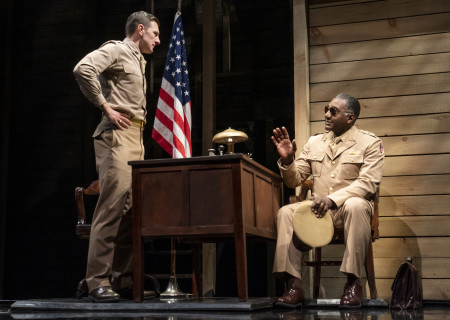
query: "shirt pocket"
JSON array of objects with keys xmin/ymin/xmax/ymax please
[
  {"xmin": 307, "ymin": 152, "xmax": 325, "ymax": 177},
  {"xmin": 121, "ymin": 64, "xmax": 142, "ymax": 91},
  {"xmin": 340, "ymin": 154, "xmax": 364, "ymax": 180}
]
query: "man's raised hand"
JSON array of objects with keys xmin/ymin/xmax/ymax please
[{"xmin": 271, "ymin": 126, "xmax": 297, "ymax": 165}]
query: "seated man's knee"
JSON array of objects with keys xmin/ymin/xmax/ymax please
[
  {"xmin": 276, "ymin": 204, "xmax": 297, "ymax": 224},
  {"xmin": 341, "ymin": 197, "xmax": 372, "ymax": 224},
  {"xmin": 343, "ymin": 197, "xmax": 368, "ymax": 211}
]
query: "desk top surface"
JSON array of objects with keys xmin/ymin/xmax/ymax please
[{"xmin": 129, "ymin": 154, "xmax": 281, "ymax": 179}]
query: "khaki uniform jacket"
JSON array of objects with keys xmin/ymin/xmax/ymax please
[
  {"xmin": 279, "ymin": 126, "xmax": 384, "ymax": 208},
  {"xmin": 73, "ymin": 38, "xmax": 147, "ymax": 137}
]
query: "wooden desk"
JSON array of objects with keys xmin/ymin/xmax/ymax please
[{"xmin": 129, "ymin": 154, "xmax": 283, "ymax": 302}]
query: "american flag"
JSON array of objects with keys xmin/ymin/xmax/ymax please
[{"xmin": 152, "ymin": 12, "xmax": 192, "ymax": 158}]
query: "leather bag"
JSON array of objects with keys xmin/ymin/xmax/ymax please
[{"xmin": 390, "ymin": 257, "xmax": 423, "ymax": 309}]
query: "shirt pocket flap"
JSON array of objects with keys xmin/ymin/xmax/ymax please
[
  {"xmin": 307, "ymin": 152, "xmax": 325, "ymax": 162},
  {"xmin": 341, "ymin": 154, "xmax": 364, "ymax": 164},
  {"xmin": 123, "ymin": 64, "xmax": 140, "ymax": 76}
]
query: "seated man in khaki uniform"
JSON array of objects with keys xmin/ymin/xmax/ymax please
[{"xmin": 271, "ymin": 93, "xmax": 384, "ymax": 308}]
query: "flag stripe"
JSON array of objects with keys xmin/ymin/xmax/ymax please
[
  {"xmin": 155, "ymin": 107, "xmax": 173, "ymax": 131},
  {"xmin": 151, "ymin": 127, "xmax": 173, "ymax": 156}
]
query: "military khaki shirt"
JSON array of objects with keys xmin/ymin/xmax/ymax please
[
  {"xmin": 73, "ymin": 38, "xmax": 146, "ymax": 137},
  {"xmin": 278, "ymin": 126, "xmax": 384, "ymax": 208}
]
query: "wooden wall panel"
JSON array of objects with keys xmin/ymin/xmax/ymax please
[
  {"xmin": 374, "ymin": 258, "xmax": 450, "ymax": 279},
  {"xmin": 310, "ymin": 33, "xmax": 450, "ymax": 64},
  {"xmin": 323, "ymin": 238, "xmax": 450, "ymax": 258},
  {"xmin": 379, "ymin": 216, "xmax": 450, "ymax": 237},
  {"xmin": 307, "ymin": 0, "xmax": 450, "ymax": 300},
  {"xmin": 379, "ymin": 195, "xmax": 450, "ymax": 217},
  {"xmin": 310, "ymin": 73, "xmax": 450, "ymax": 102},
  {"xmin": 311, "ymin": 93, "xmax": 450, "ymax": 120},
  {"xmin": 310, "ymin": 12, "xmax": 450, "ymax": 45},
  {"xmin": 311, "ymin": 113, "xmax": 450, "ymax": 136},
  {"xmin": 309, "ymin": 0, "xmax": 450, "ymax": 26},
  {"xmin": 380, "ymin": 175, "xmax": 450, "ymax": 196},
  {"xmin": 310, "ymin": 52, "xmax": 450, "ymax": 83},
  {"xmin": 318, "ymin": 257, "xmax": 450, "ymax": 278},
  {"xmin": 381, "ymin": 134, "xmax": 450, "ymax": 156},
  {"xmin": 383, "ymin": 154, "xmax": 450, "ymax": 176},
  {"xmin": 375, "ymin": 237, "xmax": 450, "ymax": 258}
]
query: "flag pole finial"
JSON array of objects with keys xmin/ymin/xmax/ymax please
[{"xmin": 177, "ymin": 0, "xmax": 182, "ymax": 12}]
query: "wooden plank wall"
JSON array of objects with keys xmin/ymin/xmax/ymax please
[{"xmin": 307, "ymin": 0, "xmax": 450, "ymax": 300}]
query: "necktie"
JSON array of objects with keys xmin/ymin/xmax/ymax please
[
  {"xmin": 330, "ymin": 137, "xmax": 341, "ymax": 157},
  {"xmin": 140, "ymin": 56, "xmax": 146, "ymax": 75}
]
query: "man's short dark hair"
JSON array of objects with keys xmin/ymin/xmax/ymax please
[
  {"xmin": 336, "ymin": 93, "xmax": 360, "ymax": 120},
  {"xmin": 125, "ymin": 11, "xmax": 160, "ymax": 36}
]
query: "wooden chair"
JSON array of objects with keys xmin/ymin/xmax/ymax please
[
  {"xmin": 291, "ymin": 180, "xmax": 379, "ymax": 299},
  {"xmin": 74, "ymin": 180, "xmax": 99, "ymax": 240}
]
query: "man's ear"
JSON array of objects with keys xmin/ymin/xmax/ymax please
[
  {"xmin": 347, "ymin": 113, "xmax": 355, "ymax": 124},
  {"xmin": 138, "ymin": 24, "xmax": 144, "ymax": 35}
]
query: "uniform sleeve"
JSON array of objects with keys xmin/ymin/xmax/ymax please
[
  {"xmin": 73, "ymin": 43, "xmax": 119, "ymax": 107},
  {"xmin": 277, "ymin": 137, "xmax": 314, "ymax": 188},
  {"xmin": 328, "ymin": 138, "xmax": 384, "ymax": 207}
]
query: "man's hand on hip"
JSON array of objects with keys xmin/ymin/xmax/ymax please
[{"xmin": 100, "ymin": 103, "xmax": 132, "ymax": 130}]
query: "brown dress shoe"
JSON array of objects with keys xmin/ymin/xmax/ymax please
[
  {"xmin": 88, "ymin": 286, "xmax": 120, "ymax": 302},
  {"xmin": 340, "ymin": 280, "xmax": 362, "ymax": 308},
  {"xmin": 75, "ymin": 279, "xmax": 88, "ymax": 299},
  {"xmin": 275, "ymin": 277, "xmax": 304, "ymax": 308}
]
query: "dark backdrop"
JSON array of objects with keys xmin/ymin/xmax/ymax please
[{"xmin": 1, "ymin": 0, "xmax": 293, "ymax": 299}]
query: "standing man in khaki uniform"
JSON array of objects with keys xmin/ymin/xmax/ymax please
[
  {"xmin": 271, "ymin": 94, "xmax": 384, "ymax": 308},
  {"xmin": 73, "ymin": 11, "xmax": 160, "ymax": 302}
]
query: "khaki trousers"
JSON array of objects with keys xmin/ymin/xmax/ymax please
[
  {"xmin": 86, "ymin": 125, "xmax": 144, "ymax": 292},
  {"xmin": 273, "ymin": 197, "xmax": 373, "ymax": 280}
]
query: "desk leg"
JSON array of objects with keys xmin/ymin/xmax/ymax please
[
  {"xmin": 133, "ymin": 236, "xmax": 144, "ymax": 302},
  {"xmin": 234, "ymin": 231, "xmax": 248, "ymax": 301}
]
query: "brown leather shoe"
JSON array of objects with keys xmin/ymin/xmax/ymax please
[
  {"xmin": 88, "ymin": 286, "xmax": 120, "ymax": 302},
  {"xmin": 275, "ymin": 277, "xmax": 304, "ymax": 308},
  {"xmin": 75, "ymin": 279, "xmax": 88, "ymax": 299},
  {"xmin": 340, "ymin": 280, "xmax": 362, "ymax": 308}
]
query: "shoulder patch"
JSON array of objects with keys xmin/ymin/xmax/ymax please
[{"xmin": 379, "ymin": 141, "xmax": 384, "ymax": 154}]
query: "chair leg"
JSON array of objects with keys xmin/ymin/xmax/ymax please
[
  {"xmin": 365, "ymin": 241, "xmax": 378, "ymax": 299},
  {"xmin": 313, "ymin": 247, "xmax": 322, "ymax": 299}
]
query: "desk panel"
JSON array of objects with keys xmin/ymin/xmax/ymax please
[{"xmin": 189, "ymin": 168, "xmax": 234, "ymax": 226}]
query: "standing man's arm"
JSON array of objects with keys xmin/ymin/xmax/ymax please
[{"xmin": 73, "ymin": 44, "xmax": 131, "ymax": 130}]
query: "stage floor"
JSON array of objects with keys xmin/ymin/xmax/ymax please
[{"xmin": 1, "ymin": 298, "xmax": 449, "ymax": 320}]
